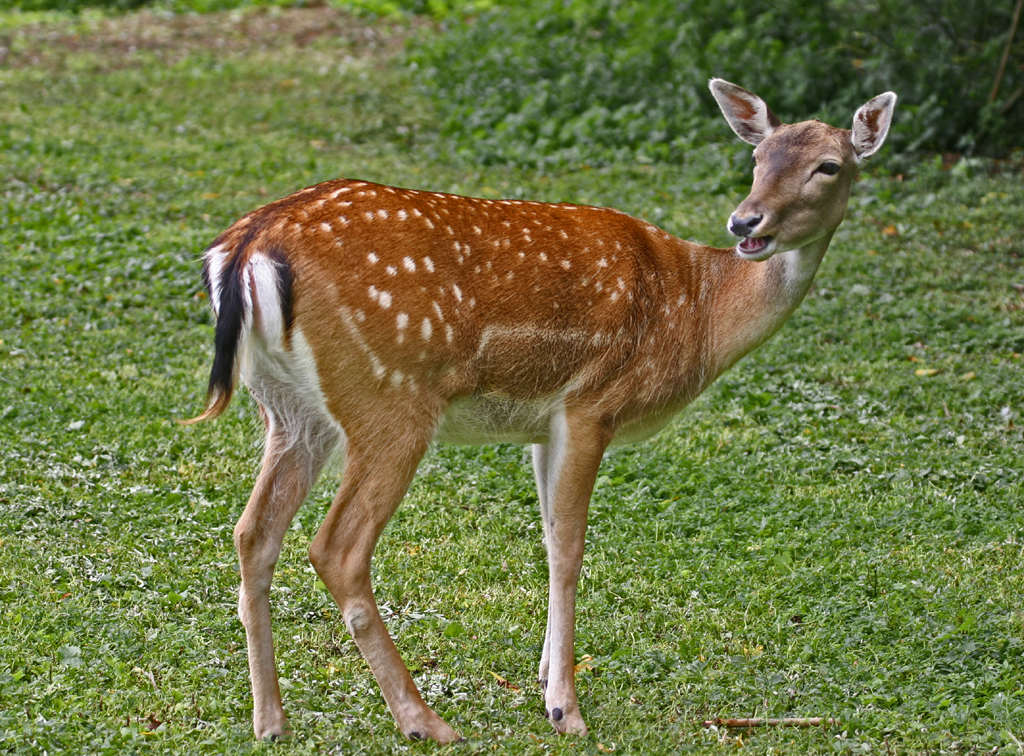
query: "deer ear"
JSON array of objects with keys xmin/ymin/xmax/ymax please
[
  {"xmin": 709, "ymin": 78, "xmax": 782, "ymax": 146},
  {"xmin": 851, "ymin": 92, "xmax": 897, "ymax": 160}
]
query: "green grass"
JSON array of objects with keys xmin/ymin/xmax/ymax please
[{"xmin": 1, "ymin": 7, "xmax": 1023, "ymax": 755}]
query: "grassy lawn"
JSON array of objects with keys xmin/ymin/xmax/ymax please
[{"xmin": 1, "ymin": 8, "xmax": 1023, "ymax": 755}]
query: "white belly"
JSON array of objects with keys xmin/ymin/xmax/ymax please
[{"xmin": 435, "ymin": 394, "xmax": 556, "ymax": 445}]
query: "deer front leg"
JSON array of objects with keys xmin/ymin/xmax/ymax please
[
  {"xmin": 308, "ymin": 429, "xmax": 460, "ymax": 744},
  {"xmin": 235, "ymin": 418, "xmax": 336, "ymax": 739},
  {"xmin": 534, "ymin": 413, "xmax": 609, "ymax": 737},
  {"xmin": 532, "ymin": 442, "xmax": 553, "ymax": 689}
]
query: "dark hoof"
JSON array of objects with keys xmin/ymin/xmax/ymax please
[{"xmin": 551, "ymin": 708, "xmax": 563, "ymax": 722}]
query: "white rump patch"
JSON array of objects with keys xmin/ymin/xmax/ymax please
[
  {"xmin": 203, "ymin": 244, "xmax": 230, "ymax": 317},
  {"xmin": 245, "ymin": 252, "xmax": 286, "ymax": 349}
]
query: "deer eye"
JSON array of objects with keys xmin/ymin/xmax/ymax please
[{"xmin": 816, "ymin": 161, "xmax": 841, "ymax": 176}]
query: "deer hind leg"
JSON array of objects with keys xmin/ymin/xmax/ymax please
[
  {"xmin": 235, "ymin": 409, "xmax": 341, "ymax": 740},
  {"xmin": 308, "ymin": 417, "xmax": 460, "ymax": 743},
  {"xmin": 533, "ymin": 412, "xmax": 608, "ymax": 736}
]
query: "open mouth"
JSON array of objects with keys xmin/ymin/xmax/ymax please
[{"xmin": 737, "ymin": 235, "xmax": 773, "ymax": 257}]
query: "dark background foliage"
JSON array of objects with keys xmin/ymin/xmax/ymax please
[{"xmin": 412, "ymin": 0, "xmax": 1024, "ymax": 166}]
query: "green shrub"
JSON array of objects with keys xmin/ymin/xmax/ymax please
[{"xmin": 412, "ymin": 0, "xmax": 1024, "ymax": 165}]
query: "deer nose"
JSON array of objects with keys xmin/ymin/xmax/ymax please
[{"xmin": 728, "ymin": 213, "xmax": 764, "ymax": 237}]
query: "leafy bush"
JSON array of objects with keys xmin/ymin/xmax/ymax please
[{"xmin": 413, "ymin": 0, "xmax": 1024, "ymax": 166}]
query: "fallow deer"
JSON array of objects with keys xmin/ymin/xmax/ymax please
[{"xmin": 188, "ymin": 79, "xmax": 896, "ymax": 741}]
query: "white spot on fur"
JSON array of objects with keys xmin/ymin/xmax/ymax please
[
  {"xmin": 403, "ymin": 256, "xmax": 416, "ymax": 273},
  {"xmin": 386, "ymin": 265, "xmax": 398, "ymax": 276},
  {"xmin": 320, "ymin": 222, "xmax": 333, "ymax": 234},
  {"xmin": 597, "ymin": 258, "xmax": 608, "ymax": 267},
  {"xmin": 560, "ymin": 260, "xmax": 571, "ymax": 270},
  {"xmin": 397, "ymin": 209, "xmax": 408, "ymax": 220},
  {"xmin": 368, "ymin": 252, "xmax": 379, "ymax": 264},
  {"xmin": 338, "ymin": 305, "xmax": 386, "ymax": 381},
  {"xmin": 432, "ymin": 301, "xmax": 444, "ymax": 321},
  {"xmin": 421, "ymin": 318, "xmax": 432, "ymax": 340},
  {"xmin": 377, "ymin": 209, "xmax": 388, "ymax": 219},
  {"xmin": 445, "ymin": 324, "xmax": 454, "ymax": 343},
  {"xmin": 452, "ymin": 284, "xmax": 463, "ymax": 302},
  {"xmin": 423, "ymin": 257, "xmax": 435, "ymax": 272},
  {"xmin": 379, "ymin": 290, "xmax": 393, "ymax": 309}
]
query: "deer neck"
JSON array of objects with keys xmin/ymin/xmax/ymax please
[{"xmin": 703, "ymin": 232, "xmax": 833, "ymax": 379}]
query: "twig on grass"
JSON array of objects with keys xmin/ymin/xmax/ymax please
[
  {"xmin": 703, "ymin": 717, "xmax": 837, "ymax": 728},
  {"xmin": 990, "ymin": 0, "xmax": 1024, "ymax": 104}
]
